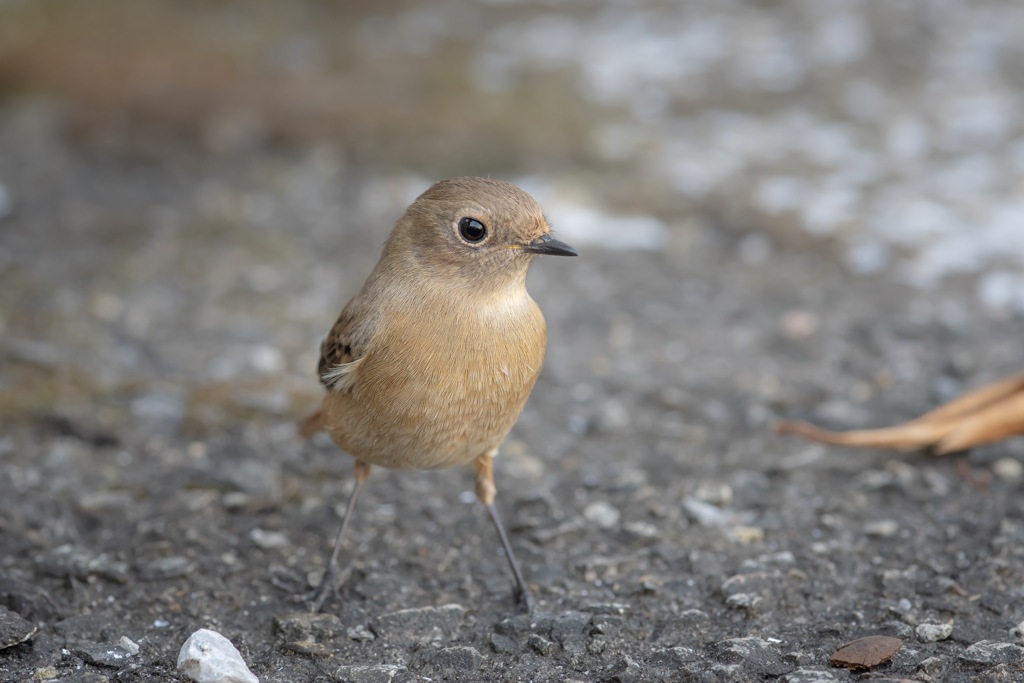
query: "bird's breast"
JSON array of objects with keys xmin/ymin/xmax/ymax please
[{"xmin": 323, "ymin": 290, "xmax": 547, "ymax": 470}]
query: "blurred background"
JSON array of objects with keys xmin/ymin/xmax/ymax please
[{"xmin": 1, "ymin": 0, "xmax": 1023, "ymax": 431}]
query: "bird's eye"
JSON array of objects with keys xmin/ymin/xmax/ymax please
[{"xmin": 458, "ymin": 217, "xmax": 487, "ymax": 243}]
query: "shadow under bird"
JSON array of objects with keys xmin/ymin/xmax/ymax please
[{"xmin": 301, "ymin": 176, "xmax": 577, "ymax": 613}]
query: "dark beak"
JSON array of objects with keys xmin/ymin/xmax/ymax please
[{"xmin": 523, "ymin": 234, "xmax": 578, "ymax": 257}]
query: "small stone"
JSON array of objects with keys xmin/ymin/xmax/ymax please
[
  {"xmin": 370, "ymin": 604, "xmax": 464, "ymax": 645},
  {"xmin": 591, "ymin": 615, "xmax": 624, "ymax": 636},
  {"xmin": 528, "ymin": 633, "xmax": 556, "ymax": 656},
  {"xmin": 732, "ymin": 525, "xmax": 765, "ymax": 543},
  {"xmin": 282, "ymin": 639, "xmax": 331, "ymax": 657},
  {"xmin": 605, "ymin": 654, "xmax": 640, "ymax": 682},
  {"xmin": 346, "ymin": 625, "xmax": 375, "ymax": 642},
  {"xmin": 35, "ymin": 545, "xmax": 128, "ymax": 583},
  {"xmin": 53, "ymin": 614, "xmax": 114, "ymax": 641},
  {"xmin": 273, "ymin": 613, "xmax": 343, "ymax": 642},
  {"xmin": 1010, "ymin": 620, "xmax": 1024, "ymax": 640},
  {"xmin": 917, "ymin": 655, "xmax": 947, "ymax": 677},
  {"xmin": 176, "ymin": 628, "xmax": 258, "ymax": 683},
  {"xmin": 333, "ymin": 664, "xmax": 401, "ymax": 683},
  {"xmin": 530, "ymin": 518, "xmax": 586, "ymax": 542},
  {"xmin": 493, "ymin": 612, "xmax": 554, "ymax": 638},
  {"xmin": 118, "ymin": 636, "xmax": 140, "ymax": 655},
  {"xmin": 649, "ymin": 646, "xmax": 700, "ymax": 667},
  {"xmin": 864, "ymin": 520, "xmax": 899, "ymax": 537},
  {"xmin": 0, "ymin": 572, "xmax": 60, "ymax": 622},
  {"xmin": 583, "ymin": 501, "xmax": 621, "ymax": 530},
  {"xmin": 712, "ymin": 636, "xmax": 792, "ymax": 677},
  {"xmin": 781, "ymin": 309, "xmax": 820, "ymax": 340},
  {"xmin": 782, "ymin": 668, "xmax": 841, "ymax": 682},
  {"xmin": 992, "ymin": 457, "xmax": 1024, "ymax": 482},
  {"xmin": 32, "ymin": 667, "xmax": 59, "ymax": 681},
  {"xmin": 0, "ymin": 605, "xmax": 36, "ymax": 650},
  {"xmin": 489, "ymin": 633, "xmax": 518, "ymax": 654},
  {"xmin": 55, "ymin": 672, "xmax": 110, "ymax": 683},
  {"xmin": 73, "ymin": 642, "xmax": 134, "ymax": 668},
  {"xmin": 725, "ymin": 592, "xmax": 762, "ymax": 610},
  {"xmin": 829, "ymin": 635, "xmax": 903, "ymax": 670},
  {"xmin": 426, "ymin": 645, "xmax": 483, "ymax": 671},
  {"xmin": 622, "ymin": 521, "xmax": 659, "ymax": 539},
  {"xmin": 550, "ymin": 611, "xmax": 592, "ymax": 644},
  {"xmin": 130, "ymin": 391, "xmax": 186, "ymax": 431},
  {"xmin": 138, "ymin": 556, "xmax": 193, "ymax": 581},
  {"xmin": 916, "ymin": 623, "xmax": 953, "ymax": 642},
  {"xmin": 683, "ymin": 498, "xmax": 729, "ymax": 527},
  {"xmin": 249, "ymin": 529, "xmax": 289, "ymax": 550},
  {"xmin": 958, "ymin": 640, "xmax": 1024, "ymax": 665}
]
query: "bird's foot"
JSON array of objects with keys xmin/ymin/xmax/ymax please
[
  {"xmin": 307, "ymin": 562, "xmax": 350, "ymax": 613},
  {"xmin": 513, "ymin": 584, "xmax": 535, "ymax": 615}
]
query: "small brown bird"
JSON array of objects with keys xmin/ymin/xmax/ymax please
[{"xmin": 303, "ymin": 177, "xmax": 576, "ymax": 613}]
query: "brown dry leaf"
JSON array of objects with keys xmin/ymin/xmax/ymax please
[
  {"xmin": 829, "ymin": 635, "xmax": 903, "ymax": 670},
  {"xmin": 777, "ymin": 373, "xmax": 1024, "ymax": 454}
]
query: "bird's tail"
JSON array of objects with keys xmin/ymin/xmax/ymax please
[{"xmin": 298, "ymin": 409, "xmax": 324, "ymax": 439}]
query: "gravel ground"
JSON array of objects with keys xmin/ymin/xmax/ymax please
[{"xmin": 2, "ymin": 2, "xmax": 1024, "ymax": 682}]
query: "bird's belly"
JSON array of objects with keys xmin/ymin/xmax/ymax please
[{"xmin": 322, "ymin": 349, "xmax": 541, "ymax": 470}]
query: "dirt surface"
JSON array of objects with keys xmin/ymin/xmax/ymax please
[{"xmin": 2, "ymin": 2, "xmax": 1024, "ymax": 682}]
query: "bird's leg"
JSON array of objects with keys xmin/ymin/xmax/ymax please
[
  {"xmin": 475, "ymin": 451, "xmax": 534, "ymax": 614},
  {"xmin": 310, "ymin": 459, "xmax": 371, "ymax": 613}
]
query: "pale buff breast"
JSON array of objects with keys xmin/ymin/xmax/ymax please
[{"xmin": 322, "ymin": 290, "xmax": 546, "ymax": 470}]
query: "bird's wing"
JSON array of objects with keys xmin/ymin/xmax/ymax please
[{"xmin": 318, "ymin": 299, "xmax": 375, "ymax": 392}]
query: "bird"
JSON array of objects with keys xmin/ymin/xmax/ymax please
[{"xmin": 301, "ymin": 176, "xmax": 577, "ymax": 614}]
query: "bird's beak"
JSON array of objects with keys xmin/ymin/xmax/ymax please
[{"xmin": 523, "ymin": 234, "xmax": 578, "ymax": 257}]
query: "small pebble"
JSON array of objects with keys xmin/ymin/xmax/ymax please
[
  {"xmin": 333, "ymin": 664, "xmax": 401, "ymax": 683},
  {"xmin": 864, "ymin": 520, "xmax": 899, "ymax": 537},
  {"xmin": 119, "ymin": 636, "xmax": 140, "ymax": 655},
  {"xmin": 370, "ymin": 604, "xmax": 465, "ymax": 645},
  {"xmin": 583, "ymin": 501, "xmax": 621, "ymax": 529},
  {"xmin": 959, "ymin": 639, "xmax": 1024, "ymax": 665},
  {"xmin": 916, "ymin": 623, "xmax": 953, "ymax": 642},
  {"xmin": 1010, "ymin": 620, "xmax": 1024, "ymax": 640},
  {"xmin": 177, "ymin": 628, "xmax": 258, "ymax": 683},
  {"xmin": 138, "ymin": 556, "xmax": 193, "ymax": 581},
  {"xmin": 683, "ymin": 498, "xmax": 729, "ymax": 527},
  {"xmin": 74, "ymin": 642, "xmax": 134, "ymax": 668},
  {"xmin": 489, "ymin": 633, "xmax": 518, "ymax": 654},
  {"xmin": 249, "ymin": 529, "xmax": 289, "ymax": 550},
  {"xmin": 0, "ymin": 605, "xmax": 36, "ymax": 650},
  {"xmin": 346, "ymin": 625, "xmax": 375, "ymax": 642},
  {"xmin": 426, "ymin": 645, "xmax": 483, "ymax": 671},
  {"xmin": 992, "ymin": 457, "xmax": 1023, "ymax": 483},
  {"xmin": 528, "ymin": 633, "xmax": 557, "ymax": 656},
  {"xmin": 780, "ymin": 309, "xmax": 820, "ymax": 340}
]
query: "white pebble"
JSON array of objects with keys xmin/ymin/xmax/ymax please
[
  {"xmin": 249, "ymin": 528, "xmax": 289, "ymax": 550},
  {"xmin": 583, "ymin": 501, "xmax": 621, "ymax": 530},
  {"xmin": 864, "ymin": 519, "xmax": 899, "ymax": 537},
  {"xmin": 992, "ymin": 458, "xmax": 1024, "ymax": 483},
  {"xmin": 177, "ymin": 629, "xmax": 258, "ymax": 683},
  {"xmin": 119, "ymin": 636, "xmax": 141, "ymax": 655},
  {"xmin": 917, "ymin": 623, "xmax": 953, "ymax": 642}
]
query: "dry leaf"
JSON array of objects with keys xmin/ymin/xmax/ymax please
[
  {"xmin": 777, "ymin": 373, "xmax": 1024, "ymax": 454},
  {"xmin": 829, "ymin": 635, "xmax": 903, "ymax": 670}
]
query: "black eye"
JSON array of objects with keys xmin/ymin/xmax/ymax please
[{"xmin": 458, "ymin": 217, "xmax": 487, "ymax": 242}]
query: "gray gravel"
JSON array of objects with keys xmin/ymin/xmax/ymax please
[{"xmin": 2, "ymin": 2, "xmax": 1024, "ymax": 682}]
